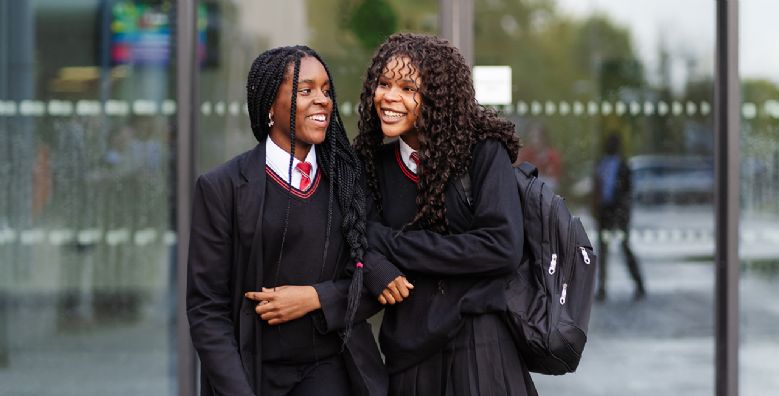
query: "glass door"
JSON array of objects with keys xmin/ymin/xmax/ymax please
[
  {"xmin": 0, "ymin": 1, "xmax": 177, "ymax": 394},
  {"xmin": 473, "ymin": 0, "xmax": 716, "ymax": 393}
]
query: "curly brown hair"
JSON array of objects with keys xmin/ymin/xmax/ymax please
[{"xmin": 354, "ymin": 33, "xmax": 520, "ymax": 233}]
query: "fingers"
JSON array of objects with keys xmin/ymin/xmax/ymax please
[
  {"xmin": 394, "ymin": 280, "xmax": 410, "ymax": 299},
  {"xmin": 381, "ymin": 289, "xmax": 396, "ymax": 305},
  {"xmin": 403, "ymin": 278, "xmax": 414, "ymax": 289},
  {"xmin": 386, "ymin": 277, "xmax": 411, "ymax": 301},
  {"xmin": 255, "ymin": 300, "xmax": 272, "ymax": 314},
  {"xmin": 245, "ymin": 291, "xmax": 274, "ymax": 302},
  {"xmin": 379, "ymin": 276, "xmax": 415, "ymax": 305},
  {"xmin": 387, "ymin": 282, "xmax": 402, "ymax": 302},
  {"xmin": 254, "ymin": 301, "xmax": 286, "ymax": 325},
  {"xmin": 263, "ymin": 286, "xmax": 288, "ymax": 291}
]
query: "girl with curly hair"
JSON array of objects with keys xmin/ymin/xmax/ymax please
[
  {"xmin": 355, "ymin": 33, "xmax": 538, "ymax": 395},
  {"xmin": 187, "ymin": 45, "xmax": 387, "ymax": 396}
]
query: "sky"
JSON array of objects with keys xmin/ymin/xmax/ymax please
[{"xmin": 556, "ymin": 0, "xmax": 779, "ymax": 85}]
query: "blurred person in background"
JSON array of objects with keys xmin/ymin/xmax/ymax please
[{"xmin": 593, "ymin": 133, "xmax": 646, "ymax": 301}]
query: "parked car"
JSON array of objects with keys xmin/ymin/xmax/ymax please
[{"xmin": 629, "ymin": 155, "xmax": 714, "ymax": 205}]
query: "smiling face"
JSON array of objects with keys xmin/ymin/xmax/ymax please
[
  {"xmin": 269, "ymin": 56, "xmax": 332, "ymax": 160},
  {"xmin": 373, "ymin": 56, "xmax": 422, "ymax": 147}
]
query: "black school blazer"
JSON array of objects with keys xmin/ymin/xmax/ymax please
[{"xmin": 186, "ymin": 142, "xmax": 387, "ymax": 396}]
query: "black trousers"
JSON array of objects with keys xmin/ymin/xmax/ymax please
[{"xmin": 261, "ymin": 354, "xmax": 352, "ymax": 396}]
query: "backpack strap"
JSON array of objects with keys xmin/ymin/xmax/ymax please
[
  {"xmin": 456, "ymin": 173, "xmax": 473, "ymax": 207},
  {"xmin": 459, "ymin": 161, "xmax": 537, "ymax": 207},
  {"xmin": 517, "ymin": 161, "xmax": 539, "ymax": 178}
]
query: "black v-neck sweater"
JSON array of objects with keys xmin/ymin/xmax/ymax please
[
  {"xmin": 364, "ymin": 138, "xmax": 524, "ymax": 373},
  {"xmin": 261, "ymin": 166, "xmax": 343, "ymax": 363}
]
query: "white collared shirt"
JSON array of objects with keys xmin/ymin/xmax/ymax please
[
  {"xmin": 265, "ymin": 137, "xmax": 318, "ymax": 189},
  {"xmin": 398, "ymin": 137, "xmax": 418, "ymax": 174}
]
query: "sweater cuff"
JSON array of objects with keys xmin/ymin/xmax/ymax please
[
  {"xmin": 311, "ymin": 281, "xmax": 340, "ymax": 333},
  {"xmin": 363, "ymin": 249, "xmax": 403, "ymax": 297}
]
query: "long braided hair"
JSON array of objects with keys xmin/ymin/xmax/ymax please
[
  {"xmin": 354, "ymin": 33, "xmax": 520, "ymax": 233},
  {"xmin": 247, "ymin": 46, "xmax": 368, "ymax": 341}
]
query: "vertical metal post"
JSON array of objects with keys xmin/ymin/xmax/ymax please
[
  {"xmin": 176, "ymin": 0, "xmax": 198, "ymax": 395},
  {"xmin": 439, "ymin": 0, "xmax": 473, "ymax": 66},
  {"xmin": 715, "ymin": 1, "xmax": 740, "ymax": 396}
]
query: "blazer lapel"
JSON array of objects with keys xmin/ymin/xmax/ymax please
[
  {"xmin": 236, "ymin": 143, "xmax": 267, "ymax": 391},
  {"xmin": 236, "ymin": 143, "xmax": 267, "ymax": 290}
]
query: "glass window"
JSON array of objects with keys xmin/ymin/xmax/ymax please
[
  {"xmin": 196, "ymin": 0, "xmax": 439, "ymax": 173},
  {"xmin": 740, "ymin": 1, "xmax": 779, "ymax": 394},
  {"xmin": 474, "ymin": 0, "xmax": 716, "ymax": 393},
  {"xmin": 0, "ymin": 1, "xmax": 177, "ymax": 394}
]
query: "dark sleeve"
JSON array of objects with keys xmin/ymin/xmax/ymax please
[
  {"xmin": 362, "ymin": 182, "xmax": 404, "ymax": 296},
  {"xmin": 186, "ymin": 175, "xmax": 254, "ymax": 396},
  {"xmin": 311, "ymin": 183, "xmax": 396, "ymax": 332},
  {"xmin": 367, "ymin": 140, "xmax": 523, "ymax": 277},
  {"xmin": 363, "ymin": 248, "xmax": 404, "ymax": 296},
  {"xmin": 312, "ymin": 277, "xmax": 384, "ymax": 333}
]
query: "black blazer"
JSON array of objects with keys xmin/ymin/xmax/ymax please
[{"xmin": 186, "ymin": 142, "xmax": 387, "ymax": 396}]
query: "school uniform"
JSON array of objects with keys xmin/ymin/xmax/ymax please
[
  {"xmin": 363, "ymin": 138, "xmax": 538, "ymax": 396},
  {"xmin": 187, "ymin": 138, "xmax": 387, "ymax": 396}
]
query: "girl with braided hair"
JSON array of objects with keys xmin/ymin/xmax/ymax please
[
  {"xmin": 187, "ymin": 45, "xmax": 387, "ymax": 396},
  {"xmin": 356, "ymin": 33, "xmax": 538, "ymax": 395}
]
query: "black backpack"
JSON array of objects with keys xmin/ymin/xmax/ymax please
[{"xmin": 458, "ymin": 161, "xmax": 598, "ymax": 375}]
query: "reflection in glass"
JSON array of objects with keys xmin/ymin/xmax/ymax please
[
  {"xmin": 475, "ymin": 0, "xmax": 715, "ymax": 394},
  {"xmin": 196, "ymin": 0, "xmax": 438, "ymax": 173},
  {"xmin": 740, "ymin": 1, "xmax": 779, "ymax": 394},
  {"xmin": 0, "ymin": 1, "xmax": 176, "ymax": 395}
]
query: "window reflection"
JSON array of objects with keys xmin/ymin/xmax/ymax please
[
  {"xmin": 0, "ymin": 1, "xmax": 176, "ymax": 394},
  {"xmin": 740, "ymin": 1, "xmax": 779, "ymax": 394},
  {"xmin": 0, "ymin": 0, "xmax": 773, "ymax": 394},
  {"xmin": 196, "ymin": 0, "xmax": 438, "ymax": 173},
  {"xmin": 475, "ymin": 0, "xmax": 716, "ymax": 393}
]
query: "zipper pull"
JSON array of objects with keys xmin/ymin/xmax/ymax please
[
  {"xmin": 548, "ymin": 254, "xmax": 558, "ymax": 275},
  {"xmin": 560, "ymin": 283, "xmax": 568, "ymax": 305},
  {"xmin": 580, "ymin": 247, "xmax": 591, "ymax": 264}
]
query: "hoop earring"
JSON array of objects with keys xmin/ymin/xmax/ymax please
[{"xmin": 267, "ymin": 113, "xmax": 274, "ymax": 127}]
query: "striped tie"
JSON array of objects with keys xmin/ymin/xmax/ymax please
[
  {"xmin": 296, "ymin": 161, "xmax": 312, "ymax": 190},
  {"xmin": 409, "ymin": 151, "xmax": 420, "ymax": 170}
]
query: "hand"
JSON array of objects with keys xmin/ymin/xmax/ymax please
[
  {"xmin": 378, "ymin": 276, "xmax": 414, "ymax": 305},
  {"xmin": 245, "ymin": 285, "xmax": 321, "ymax": 325}
]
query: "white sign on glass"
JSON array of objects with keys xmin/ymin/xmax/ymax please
[{"xmin": 473, "ymin": 65, "xmax": 512, "ymax": 105}]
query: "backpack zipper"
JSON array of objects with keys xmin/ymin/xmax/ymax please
[
  {"xmin": 580, "ymin": 247, "xmax": 591, "ymax": 264},
  {"xmin": 548, "ymin": 195, "xmax": 562, "ymax": 276},
  {"xmin": 560, "ymin": 217, "xmax": 578, "ymax": 305},
  {"xmin": 563, "ymin": 217, "xmax": 577, "ymax": 283}
]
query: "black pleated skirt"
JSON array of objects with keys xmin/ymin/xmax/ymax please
[{"xmin": 388, "ymin": 313, "xmax": 537, "ymax": 396}]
